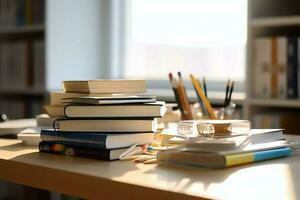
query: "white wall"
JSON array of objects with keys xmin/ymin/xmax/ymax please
[{"xmin": 46, "ymin": 0, "xmax": 108, "ymax": 90}]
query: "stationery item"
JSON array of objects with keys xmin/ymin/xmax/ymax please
[
  {"xmin": 61, "ymin": 95, "xmax": 156, "ymax": 105},
  {"xmin": 195, "ymin": 79, "xmax": 207, "ymax": 115},
  {"xmin": 143, "ymin": 158, "xmax": 157, "ymax": 164},
  {"xmin": 119, "ymin": 144, "xmax": 148, "ymax": 160},
  {"xmin": 133, "ymin": 155, "xmax": 156, "ymax": 163},
  {"xmin": 62, "ymin": 79, "xmax": 146, "ymax": 94},
  {"xmin": 168, "ymin": 73, "xmax": 184, "ymax": 116},
  {"xmin": 177, "ymin": 72, "xmax": 193, "ymax": 119},
  {"xmin": 226, "ymin": 81, "xmax": 235, "ymax": 107},
  {"xmin": 56, "ymin": 118, "xmax": 158, "ymax": 132},
  {"xmin": 39, "ymin": 141, "xmax": 129, "ymax": 160},
  {"xmin": 0, "ymin": 118, "xmax": 36, "ymax": 136},
  {"xmin": 43, "ymin": 105, "xmax": 64, "ymax": 117},
  {"xmin": 203, "ymin": 77, "xmax": 207, "ymax": 98},
  {"xmin": 50, "ymin": 91, "xmax": 127, "ymax": 105},
  {"xmin": 249, "ymin": 129, "xmax": 284, "ymax": 143},
  {"xmin": 63, "ymin": 101, "xmax": 166, "ymax": 118},
  {"xmin": 190, "ymin": 74, "xmax": 217, "ymax": 119},
  {"xmin": 224, "ymin": 79, "xmax": 230, "ymax": 107},
  {"xmin": 41, "ymin": 129, "xmax": 154, "ymax": 149},
  {"xmin": 157, "ymin": 145, "xmax": 291, "ymax": 168}
]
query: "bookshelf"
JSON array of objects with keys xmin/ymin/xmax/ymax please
[
  {"xmin": 245, "ymin": 0, "xmax": 300, "ymax": 134},
  {"xmin": 0, "ymin": 0, "xmax": 46, "ymax": 119}
]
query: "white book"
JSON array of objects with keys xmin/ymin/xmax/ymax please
[
  {"xmin": 277, "ymin": 37, "xmax": 287, "ymax": 98},
  {"xmin": 255, "ymin": 38, "xmax": 271, "ymax": 97}
]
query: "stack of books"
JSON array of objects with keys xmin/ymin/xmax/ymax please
[
  {"xmin": 157, "ymin": 129, "xmax": 292, "ymax": 168},
  {"xmin": 39, "ymin": 80, "xmax": 167, "ymax": 160}
]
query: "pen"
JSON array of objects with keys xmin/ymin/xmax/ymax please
[
  {"xmin": 227, "ymin": 81, "xmax": 235, "ymax": 107},
  {"xmin": 203, "ymin": 77, "xmax": 207, "ymax": 98},
  {"xmin": 224, "ymin": 79, "xmax": 230, "ymax": 107}
]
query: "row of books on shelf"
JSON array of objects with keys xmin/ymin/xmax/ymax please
[
  {"xmin": 39, "ymin": 80, "xmax": 167, "ymax": 160},
  {"xmin": 252, "ymin": 112, "xmax": 299, "ymax": 134},
  {"xmin": 0, "ymin": 39, "xmax": 45, "ymax": 90},
  {"xmin": 254, "ymin": 36, "xmax": 300, "ymax": 99},
  {"xmin": 0, "ymin": 98, "xmax": 42, "ymax": 118},
  {"xmin": 0, "ymin": 0, "xmax": 44, "ymax": 28}
]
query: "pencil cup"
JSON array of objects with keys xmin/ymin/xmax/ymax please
[{"xmin": 193, "ymin": 102, "xmax": 236, "ymax": 119}]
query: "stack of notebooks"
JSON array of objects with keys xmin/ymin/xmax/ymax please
[
  {"xmin": 157, "ymin": 129, "xmax": 293, "ymax": 168},
  {"xmin": 39, "ymin": 80, "xmax": 167, "ymax": 160}
]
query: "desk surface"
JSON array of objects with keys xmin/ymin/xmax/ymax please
[{"xmin": 0, "ymin": 136, "xmax": 299, "ymax": 200}]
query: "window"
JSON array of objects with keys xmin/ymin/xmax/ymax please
[{"xmin": 124, "ymin": 0, "xmax": 247, "ymax": 89}]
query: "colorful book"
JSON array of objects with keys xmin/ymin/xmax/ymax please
[
  {"xmin": 40, "ymin": 129, "xmax": 154, "ymax": 149},
  {"xmin": 56, "ymin": 118, "xmax": 158, "ymax": 132},
  {"xmin": 287, "ymin": 37, "xmax": 298, "ymax": 98},
  {"xmin": 39, "ymin": 141, "xmax": 128, "ymax": 161},
  {"xmin": 157, "ymin": 146, "xmax": 291, "ymax": 168},
  {"xmin": 62, "ymin": 79, "xmax": 146, "ymax": 94},
  {"xmin": 63, "ymin": 101, "xmax": 166, "ymax": 118}
]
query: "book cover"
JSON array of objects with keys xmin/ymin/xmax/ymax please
[
  {"xmin": 277, "ymin": 37, "xmax": 287, "ymax": 98},
  {"xmin": 41, "ymin": 129, "xmax": 154, "ymax": 149},
  {"xmin": 39, "ymin": 141, "xmax": 129, "ymax": 161}
]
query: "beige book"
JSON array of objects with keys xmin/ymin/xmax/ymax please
[
  {"xmin": 50, "ymin": 91, "xmax": 128, "ymax": 105},
  {"xmin": 62, "ymin": 79, "xmax": 146, "ymax": 94},
  {"xmin": 43, "ymin": 105, "xmax": 64, "ymax": 117}
]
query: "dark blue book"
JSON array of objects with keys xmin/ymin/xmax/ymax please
[
  {"xmin": 39, "ymin": 141, "xmax": 128, "ymax": 161},
  {"xmin": 287, "ymin": 37, "xmax": 298, "ymax": 98},
  {"xmin": 41, "ymin": 129, "xmax": 153, "ymax": 149}
]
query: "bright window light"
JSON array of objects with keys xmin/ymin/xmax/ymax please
[{"xmin": 125, "ymin": 0, "xmax": 247, "ymax": 82}]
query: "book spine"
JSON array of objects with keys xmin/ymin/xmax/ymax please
[
  {"xmin": 277, "ymin": 37, "xmax": 287, "ymax": 98},
  {"xmin": 225, "ymin": 147, "xmax": 291, "ymax": 167},
  {"xmin": 287, "ymin": 37, "xmax": 298, "ymax": 98},
  {"xmin": 41, "ymin": 129, "xmax": 107, "ymax": 148},
  {"xmin": 39, "ymin": 142, "xmax": 112, "ymax": 160},
  {"xmin": 271, "ymin": 37, "xmax": 278, "ymax": 98}
]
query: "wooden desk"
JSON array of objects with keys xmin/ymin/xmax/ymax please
[{"xmin": 0, "ymin": 137, "xmax": 299, "ymax": 200}]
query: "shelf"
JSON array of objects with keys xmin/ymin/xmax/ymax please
[
  {"xmin": 250, "ymin": 16, "xmax": 300, "ymax": 27},
  {"xmin": 0, "ymin": 24, "xmax": 45, "ymax": 35},
  {"xmin": 247, "ymin": 98, "xmax": 300, "ymax": 108}
]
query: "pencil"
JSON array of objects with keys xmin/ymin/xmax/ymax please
[
  {"xmin": 177, "ymin": 72, "xmax": 193, "ymax": 119},
  {"xmin": 224, "ymin": 79, "xmax": 230, "ymax": 107},
  {"xmin": 203, "ymin": 77, "xmax": 207, "ymax": 98},
  {"xmin": 196, "ymin": 79, "xmax": 208, "ymax": 115},
  {"xmin": 168, "ymin": 73, "xmax": 185, "ymax": 116},
  {"xmin": 227, "ymin": 81, "xmax": 235, "ymax": 107},
  {"xmin": 190, "ymin": 74, "xmax": 217, "ymax": 119}
]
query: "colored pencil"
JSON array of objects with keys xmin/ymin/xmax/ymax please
[
  {"xmin": 226, "ymin": 81, "xmax": 235, "ymax": 107},
  {"xmin": 203, "ymin": 77, "xmax": 207, "ymax": 98},
  {"xmin": 224, "ymin": 79, "xmax": 230, "ymax": 107},
  {"xmin": 195, "ymin": 79, "xmax": 208, "ymax": 115},
  {"xmin": 177, "ymin": 72, "xmax": 193, "ymax": 119},
  {"xmin": 168, "ymin": 73, "xmax": 184, "ymax": 115},
  {"xmin": 190, "ymin": 74, "xmax": 217, "ymax": 119}
]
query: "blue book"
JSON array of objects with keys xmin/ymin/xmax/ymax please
[
  {"xmin": 40, "ymin": 129, "xmax": 153, "ymax": 149},
  {"xmin": 287, "ymin": 37, "xmax": 298, "ymax": 98},
  {"xmin": 39, "ymin": 141, "xmax": 129, "ymax": 161}
]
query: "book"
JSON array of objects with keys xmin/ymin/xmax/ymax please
[
  {"xmin": 62, "ymin": 79, "xmax": 146, "ymax": 94},
  {"xmin": 61, "ymin": 95, "xmax": 157, "ymax": 105},
  {"xmin": 50, "ymin": 91, "xmax": 130, "ymax": 105},
  {"xmin": 39, "ymin": 141, "xmax": 128, "ymax": 160},
  {"xmin": 287, "ymin": 37, "xmax": 298, "ymax": 98},
  {"xmin": 57, "ymin": 118, "xmax": 158, "ymax": 132},
  {"xmin": 277, "ymin": 37, "xmax": 287, "ymax": 98},
  {"xmin": 63, "ymin": 101, "xmax": 166, "ymax": 118},
  {"xmin": 157, "ymin": 144, "xmax": 291, "ymax": 168},
  {"xmin": 271, "ymin": 37, "xmax": 278, "ymax": 98},
  {"xmin": 249, "ymin": 129, "xmax": 284, "ymax": 144},
  {"xmin": 255, "ymin": 38, "xmax": 271, "ymax": 97},
  {"xmin": 43, "ymin": 105, "xmax": 64, "ymax": 117},
  {"xmin": 36, "ymin": 114, "xmax": 57, "ymax": 127},
  {"xmin": 40, "ymin": 129, "xmax": 154, "ymax": 149}
]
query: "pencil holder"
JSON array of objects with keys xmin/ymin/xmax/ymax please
[{"xmin": 193, "ymin": 102, "xmax": 236, "ymax": 120}]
